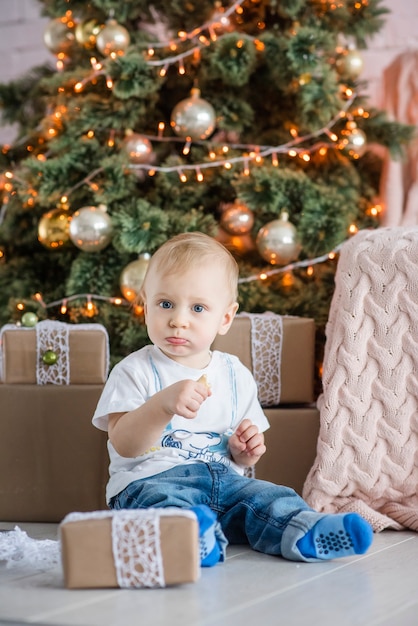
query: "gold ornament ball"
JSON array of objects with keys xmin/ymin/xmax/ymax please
[
  {"xmin": 122, "ymin": 132, "xmax": 153, "ymax": 164},
  {"xmin": 336, "ymin": 49, "xmax": 364, "ymax": 80},
  {"xmin": 170, "ymin": 88, "xmax": 216, "ymax": 141},
  {"xmin": 220, "ymin": 201, "xmax": 254, "ymax": 235},
  {"xmin": 96, "ymin": 19, "xmax": 130, "ymax": 56},
  {"xmin": 256, "ymin": 212, "xmax": 301, "ymax": 265},
  {"xmin": 75, "ymin": 19, "xmax": 102, "ymax": 49},
  {"xmin": 69, "ymin": 205, "xmax": 113, "ymax": 252},
  {"xmin": 43, "ymin": 17, "xmax": 76, "ymax": 55},
  {"xmin": 38, "ymin": 207, "xmax": 71, "ymax": 250},
  {"xmin": 120, "ymin": 253, "xmax": 151, "ymax": 302}
]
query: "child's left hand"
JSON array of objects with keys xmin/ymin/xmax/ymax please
[{"xmin": 228, "ymin": 418, "xmax": 266, "ymax": 467}]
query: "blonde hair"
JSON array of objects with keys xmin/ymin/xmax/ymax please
[{"xmin": 141, "ymin": 232, "xmax": 239, "ymax": 302}]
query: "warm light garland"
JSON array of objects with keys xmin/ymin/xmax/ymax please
[
  {"xmin": 142, "ymin": 0, "xmax": 246, "ymax": 50},
  {"xmin": 45, "ymin": 95, "xmax": 356, "ymax": 201},
  {"xmin": 16, "ymin": 238, "xmax": 350, "ymax": 319}
]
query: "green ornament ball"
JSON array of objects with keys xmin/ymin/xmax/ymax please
[
  {"xmin": 42, "ymin": 350, "xmax": 58, "ymax": 366},
  {"xmin": 21, "ymin": 312, "xmax": 39, "ymax": 327}
]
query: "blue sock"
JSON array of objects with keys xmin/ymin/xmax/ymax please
[
  {"xmin": 190, "ymin": 505, "xmax": 227, "ymax": 567},
  {"xmin": 296, "ymin": 513, "xmax": 373, "ymax": 560}
]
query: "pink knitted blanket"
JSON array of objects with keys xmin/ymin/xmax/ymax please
[{"xmin": 302, "ymin": 227, "xmax": 418, "ymax": 532}]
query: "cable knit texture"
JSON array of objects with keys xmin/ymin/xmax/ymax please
[{"xmin": 302, "ymin": 227, "xmax": 418, "ymax": 532}]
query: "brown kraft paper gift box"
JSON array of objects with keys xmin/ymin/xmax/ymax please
[
  {"xmin": 0, "ymin": 384, "xmax": 108, "ymax": 522},
  {"xmin": 212, "ymin": 312, "xmax": 315, "ymax": 405},
  {"xmin": 60, "ymin": 509, "xmax": 200, "ymax": 589},
  {"xmin": 0, "ymin": 321, "xmax": 109, "ymax": 384}
]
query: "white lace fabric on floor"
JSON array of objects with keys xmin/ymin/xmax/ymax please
[
  {"xmin": 240, "ymin": 312, "xmax": 283, "ymax": 406},
  {"xmin": 0, "ymin": 526, "xmax": 60, "ymax": 569}
]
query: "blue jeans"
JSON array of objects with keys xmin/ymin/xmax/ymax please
[{"xmin": 110, "ymin": 462, "xmax": 328, "ymax": 562}]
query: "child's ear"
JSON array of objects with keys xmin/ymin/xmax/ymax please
[
  {"xmin": 218, "ymin": 302, "xmax": 239, "ymax": 336},
  {"xmin": 142, "ymin": 300, "xmax": 148, "ymax": 322}
]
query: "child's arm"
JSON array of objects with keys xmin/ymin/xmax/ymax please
[
  {"xmin": 228, "ymin": 418, "xmax": 266, "ymax": 467},
  {"xmin": 108, "ymin": 378, "xmax": 211, "ymax": 458}
]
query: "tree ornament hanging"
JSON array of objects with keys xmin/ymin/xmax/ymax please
[
  {"xmin": 95, "ymin": 19, "xmax": 130, "ymax": 56},
  {"xmin": 170, "ymin": 88, "xmax": 216, "ymax": 141},
  {"xmin": 75, "ymin": 19, "xmax": 102, "ymax": 49},
  {"xmin": 340, "ymin": 122, "xmax": 367, "ymax": 158},
  {"xmin": 38, "ymin": 206, "xmax": 71, "ymax": 250},
  {"xmin": 335, "ymin": 48, "xmax": 364, "ymax": 80},
  {"xmin": 69, "ymin": 205, "xmax": 113, "ymax": 252},
  {"xmin": 43, "ymin": 17, "xmax": 76, "ymax": 55},
  {"xmin": 120, "ymin": 253, "xmax": 151, "ymax": 302},
  {"xmin": 220, "ymin": 200, "xmax": 254, "ymax": 235},
  {"xmin": 256, "ymin": 211, "xmax": 301, "ymax": 265},
  {"xmin": 122, "ymin": 131, "xmax": 153, "ymax": 164}
]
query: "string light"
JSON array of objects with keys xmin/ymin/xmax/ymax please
[
  {"xmin": 238, "ymin": 241, "xmax": 344, "ymax": 284},
  {"xmin": 21, "ymin": 242, "xmax": 345, "ymax": 315}
]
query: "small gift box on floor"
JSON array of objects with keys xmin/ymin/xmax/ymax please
[
  {"xmin": 60, "ymin": 509, "xmax": 200, "ymax": 589},
  {"xmin": 0, "ymin": 320, "xmax": 109, "ymax": 384}
]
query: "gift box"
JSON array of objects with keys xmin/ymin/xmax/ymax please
[
  {"xmin": 0, "ymin": 384, "xmax": 108, "ymax": 522},
  {"xmin": 60, "ymin": 509, "xmax": 200, "ymax": 589},
  {"xmin": 256, "ymin": 406, "xmax": 320, "ymax": 494},
  {"xmin": 212, "ymin": 313, "xmax": 315, "ymax": 406},
  {"xmin": 0, "ymin": 320, "xmax": 109, "ymax": 384}
]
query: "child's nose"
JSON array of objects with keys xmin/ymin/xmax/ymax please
[{"xmin": 169, "ymin": 312, "xmax": 189, "ymax": 328}]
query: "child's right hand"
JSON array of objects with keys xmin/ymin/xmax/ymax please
[{"xmin": 161, "ymin": 379, "xmax": 211, "ymax": 419}]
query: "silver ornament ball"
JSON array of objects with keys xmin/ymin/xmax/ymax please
[
  {"xmin": 44, "ymin": 17, "xmax": 76, "ymax": 55},
  {"xmin": 171, "ymin": 88, "xmax": 216, "ymax": 141},
  {"xmin": 341, "ymin": 124, "xmax": 367, "ymax": 158},
  {"xmin": 96, "ymin": 19, "xmax": 130, "ymax": 56},
  {"xmin": 336, "ymin": 48, "xmax": 364, "ymax": 80},
  {"xmin": 256, "ymin": 212, "xmax": 301, "ymax": 265},
  {"xmin": 69, "ymin": 205, "xmax": 113, "ymax": 252}
]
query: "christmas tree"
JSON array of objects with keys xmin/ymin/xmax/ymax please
[{"xmin": 0, "ymin": 0, "xmax": 413, "ymax": 380}]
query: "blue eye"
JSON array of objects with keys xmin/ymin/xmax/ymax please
[
  {"xmin": 160, "ymin": 301, "xmax": 172, "ymax": 309},
  {"xmin": 193, "ymin": 304, "xmax": 205, "ymax": 313}
]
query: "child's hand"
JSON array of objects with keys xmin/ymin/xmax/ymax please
[
  {"xmin": 161, "ymin": 378, "xmax": 211, "ymax": 419},
  {"xmin": 229, "ymin": 418, "xmax": 266, "ymax": 467}
]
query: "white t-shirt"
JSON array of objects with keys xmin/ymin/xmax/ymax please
[{"xmin": 92, "ymin": 345, "xmax": 270, "ymax": 503}]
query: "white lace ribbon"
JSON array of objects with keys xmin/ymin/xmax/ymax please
[
  {"xmin": 62, "ymin": 509, "xmax": 196, "ymax": 588},
  {"xmin": 239, "ymin": 312, "xmax": 283, "ymax": 406},
  {"xmin": 36, "ymin": 320, "xmax": 70, "ymax": 384}
]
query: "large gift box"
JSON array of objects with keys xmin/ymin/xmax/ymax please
[
  {"xmin": 212, "ymin": 312, "xmax": 315, "ymax": 406},
  {"xmin": 257, "ymin": 406, "xmax": 320, "ymax": 494},
  {"xmin": 0, "ymin": 384, "xmax": 108, "ymax": 522},
  {"xmin": 60, "ymin": 509, "xmax": 200, "ymax": 588},
  {"xmin": 0, "ymin": 320, "xmax": 109, "ymax": 384}
]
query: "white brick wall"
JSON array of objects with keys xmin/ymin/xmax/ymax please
[{"xmin": 0, "ymin": 0, "xmax": 417, "ymax": 143}]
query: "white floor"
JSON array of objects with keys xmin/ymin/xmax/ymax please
[{"xmin": 0, "ymin": 522, "xmax": 417, "ymax": 626}]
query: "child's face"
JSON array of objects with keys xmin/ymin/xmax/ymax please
[{"xmin": 143, "ymin": 261, "xmax": 238, "ymax": 369}]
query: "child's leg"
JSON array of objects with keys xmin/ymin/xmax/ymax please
[
  {"xmin": 215, "ymin": 465, "xmax": 373, "ymax": 562},
  {"xmin": 190, "ymin": 504, "xmax": 228, "ymax": 567},
  {"xmin": 110, "ymin": 464, "xmax": 228, "ymax": 567}
]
